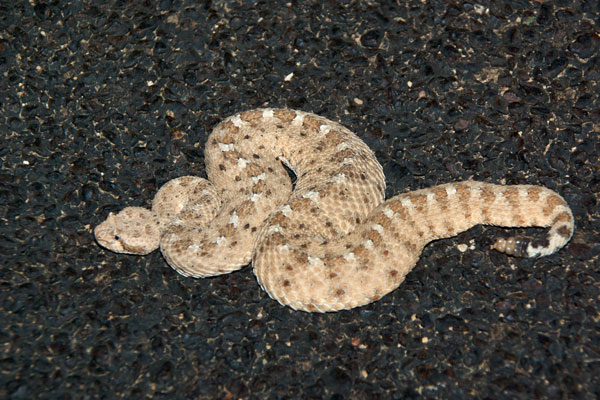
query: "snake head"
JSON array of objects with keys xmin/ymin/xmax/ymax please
[{"xmin": 94, "ymin": 207, "xmax": 160, "ymax": 255}]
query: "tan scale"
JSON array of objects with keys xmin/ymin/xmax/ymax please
[{"xmin": 95, "ymin": 108, "xmax": 575, "ymax": 312}]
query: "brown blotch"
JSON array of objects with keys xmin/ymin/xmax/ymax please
[
  {"xmin": 282, "ymin": 279, "xmax": 291, "ymax": 287},
  {"xmin": 269, "ymin": 212, "xmax": 289, "ymax": 227},
  {"xmin": 553, "ymin": 211, "xmax": 572, "ymax": 224},
  {"xmin": 236, "ymin": 200, "xmax": 257, "ymax": 216},
  {"xmin": 239, "ymin": 109, "xmax": 263, "ymax": 125},
  {"xmin": 218, "ymin": 224, "xmax": 236, "ymax": 237},
  {"xmin": 291, "ymin": 198, "xmax": 312, "ymax": 210},
  {"xmin": 480, "ymin": 186, "xmax": 497, "ymax": 205},
  {"xmin": 329, "ymin": 272, "xmax": 338, "ymax": 279},
  {"xmin": 304, "ymin": 304, "xmax": 318, "ymax": 312},
  {"xmin": 354, "ymin": 245, "xmax": 370, "ymax": 259},
  {"xmin": 456, "ymin": 185, "xmax": 472, "ymax": 205},
  {"xmin": 219, "ymin": 164, "xmax": 226, "ymax": 171},
  {"xmin": 527, "ymin": 186, "xmax": 542, "ymax": 202},
  {"xmin": 362, "ymin": 230, "xmax": 382, "ymax": 244},
  {"xmin": 369, "ymin": 292, "xmax": 382, "ymax": 303},
  {"xmin": 302, "ymin": 115, "xmax": 325, "ymax": 132},
  {"xmin": 329, "ymin": 148, "xmax": 355, "ymax": 163},
  {"xmin": 321, "ymin": 129, "xmax": 346, "ymax": 147},
  {"xmin": 543, "ymin": 195, "xmax": 567, "ymax": 216},
  {"xmin": 481, "ymin": 207, "xmax": 491, "ymax": 223},
  {"xmin": 502, "ymin": 187, "xmax": 520, "ymax": 203},
  {"xmin": 389, "ymin": 199, "xmax": 409, "ymax": 219},
  {"xmin": 404, "ymin": 241, "xmax": 417, "ymax": 252},
  {"xmin": 218, "ymin": 121, "xmax": 238, "ymax": 134},
  {"xmin": 274, "ymin": 109, "xmax": 297, "ymax": 123},
  {"xmin": 388, "ymin": 269, "xmax": 399, "ymax": 278},
  {"xmin": 410, "ymin": 194, "xmax": 428, "ymax": 212},
  {"xmin": 432, "ymin": 186, "xmax": 448, "ymax": 206},
  {"xmin": 267, "ymin": 232, "xmax": 285, "ymax": 246},
  {"xmin": 372, "ymin": 213, "xmax": 392, "ymax": 229},
  {"xmin": 557, "ymin": 226, "xmax": 572, "ymax": 239},
  {"xmin": 294, "ymin": 252, "xmax": 308, "ymax": 264},
  {"xmin": 334, "ymin": 288, "xmax": 345, "ymax": 297}
]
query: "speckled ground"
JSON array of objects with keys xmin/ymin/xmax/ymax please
[{"xmin": 1, "ymin": 1, "xmax": 599, "ymax": 398}]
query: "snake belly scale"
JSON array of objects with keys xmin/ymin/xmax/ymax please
[{"xmin": 95, "ymin": 108, "xmax": 574, "ymax": 312}]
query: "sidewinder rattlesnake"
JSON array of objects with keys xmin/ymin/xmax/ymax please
[{"xmin": 95, "ymin": 108, "xmax": 574, "ymax": 312}]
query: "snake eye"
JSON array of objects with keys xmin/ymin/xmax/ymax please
[{"xmin": 114, "ymin": 235, "xmax": 120, "ymax": 240}]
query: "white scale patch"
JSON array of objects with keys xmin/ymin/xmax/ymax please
[
  {"xmin": 262, "ymin": 109, "xmax": 274, "ymax": 119},
  {"xmin": 337, "ymin": 142, "xmax": 351, "ymax": 151},
  {"xmin": 372, "ymin": 224, "xmax": 384, "ymax": 234},
  {"xmin": 364, "ymin": 239, "xmax": 374, "ymax": 249},
  {"xmin": 237, "ymin": 158, "xmax": 249, "ymax": 169},
  {"xmin": 332, "ymin": 173, "xmax": 346, "ymax": 184},
  {"xmin": 343, "ymin": 252, "xmax": 356, "ymax": 261},
  {"xmin": 319, "ymin": 124, "xmax": 332, "ymax": 134},
  {"xmin": 292, "ymin": 113, "xmax": 305, "ymax": 126},
  {"xmin": 252, "ymin": 172, "xmax": 267, "ymax": 184},
  {"xmin": 218, "ymin": 143, "xmax": 235, "ymax": 152},
  {"xmin": 249, "ymin": 193, "xmax": 261, "ymax": 202},
  {"xmin": 401, "ymin": 198, "xmax": 413, "ymax": 208},
  {"xmin": 216, "ymin": 236, "xmax": 226, "ymax": 245},
  {"xmin": 383, "ymin": 208, "xmax": 394, "ymax": 219},
  {"xmin": 231, "ymin": 115, "xmax": 246, "ymax": 128},
  {"xmin": 302, "ymin": 191, "xmax": 320, "ymax": 202},
  {"xmin": 308, "ymin": 256, "xmax": 324, "ymax": 267},
  {"xmin": 229, "ymin": 212, "xmax": 239, "ymax": 227},
  {"xmin": 280, "ymin": 205, "xmax": 293, "ymax": 217},
  {"xmin": 269, "ymin": 225, "xmax": 282, "ymax": 234}
]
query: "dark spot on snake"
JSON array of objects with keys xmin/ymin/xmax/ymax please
[{"xmin": 557, "ymin": 226, "xmax": 572, "ymax": 239}]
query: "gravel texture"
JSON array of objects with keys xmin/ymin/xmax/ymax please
[{"xmin": 1, "ymin": 1, "xmax": 599, "ymax": 398}]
